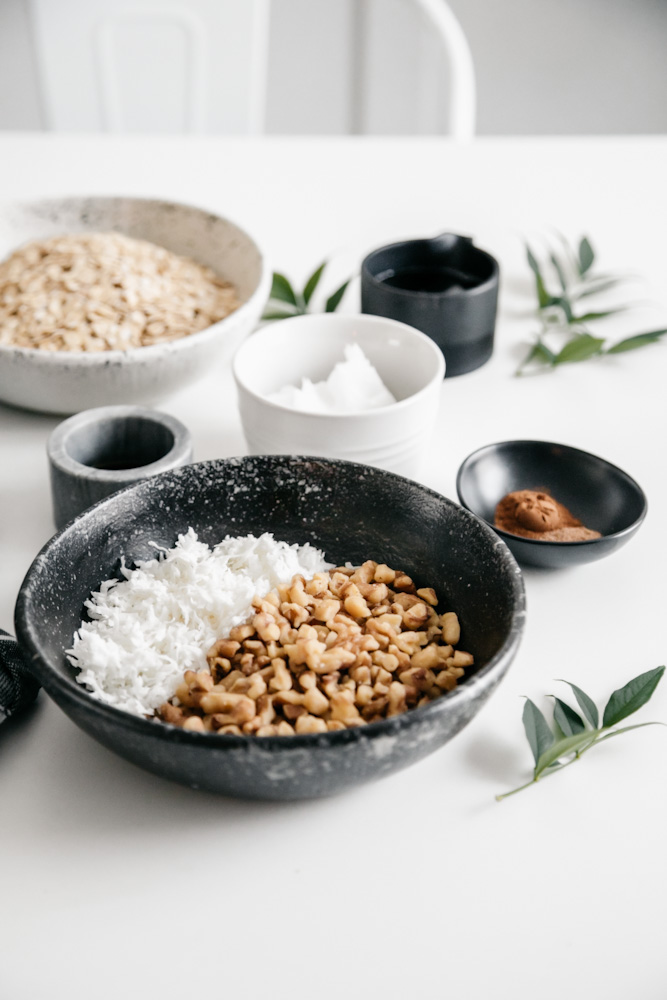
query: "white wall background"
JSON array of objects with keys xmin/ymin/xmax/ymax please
[{"xmin": 1, "ymin": 0, "xmax": 666, "ymax": 135}]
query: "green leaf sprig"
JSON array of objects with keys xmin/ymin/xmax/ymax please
[
  {"xmin": 262, "ymin": 261, "xmax": 352, "ymax": 321},
  {"xmin": 496, "ymin": 665, "xmax": 666, "ymax": 800},
  {"xmin": 517, "ymin": 235, "xmax": 666, "ymax": 374}
]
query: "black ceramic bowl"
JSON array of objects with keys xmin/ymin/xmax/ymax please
[
  {"xmin": 456, "ymin": 440, "xmax": 647, "ymax": 570},
  {"xmin": 15, "ymin": 456, "xmax": 525, "ymax": 800}
]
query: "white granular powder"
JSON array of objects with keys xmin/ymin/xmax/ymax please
[{"xmin": 68, "ymin": 530, "xmax": 332, "ymax": 717}]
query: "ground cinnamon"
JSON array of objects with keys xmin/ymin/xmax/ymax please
[{"xmin": 494, "ymin": 489, "xmax": 601, "ymax": 542}]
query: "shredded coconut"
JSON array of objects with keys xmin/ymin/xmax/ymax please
[
  {"xmin": 68, "ymin": 530, "xmax": 332, "ymax": 717},
  {"xmin": 268, "ymin": 342, "xmax": 397, "ymax": 413}
]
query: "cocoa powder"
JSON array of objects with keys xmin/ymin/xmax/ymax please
[{"xmin": 494, "ymin": 489, "xmax": 601, "ymax": 542}]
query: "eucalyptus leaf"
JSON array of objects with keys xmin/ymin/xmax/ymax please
[
  {"xmin": 558, "ymin": 680, "xmax": 599, "ymax": 728},
  {"xmin": 303, "ymin": 261, "xmax": 326, "ymax": 305},
  {"xmin": 572, "ymin": 308, "xmax": 627, "ymax": 323},
  {"xmin": 534, "ymin": 730, "xmax": 600, "ymax": 779},
  {"xmin": 517, "ymin": 341, "xmax": 556, "ymax": 374},
  {"xmin": 554, "ymin": 334, "xmax": 605, "ymax": 365},
  {"xmin": 522, "ymin": 698, "xmax": 555, "ymax": 766},
  {"xmin": 552, "ymin": 231, "xmax": 582, "ymax": 277},
  {"xmin": 552, "ymin": 717, "xmax": 568, "ymax": 743},
  {"xmin": 270, "ymin": 272, "xmax": 298, "ymax": 306},
  {"xmin": 606, "ymin": 330, "xmax": 667, "ymax": 354},
  {"xmin": 526, "ymin": 245, "xmax": 553, "ymax": 308},
  {"xmin": 550, "ymin": 253, "xmax": 569, "ymax": 292},
  {"xmin": 578, "ymin": 236, "xmax": 595, "ymax": 275},
  {"xmin": 262, "ymin": 309, "xmax": 299, "ymax": 321},
  {"xmin": 556, "ymin": 295, "xmax": 574, "ymax": 323},
  {"xmin": 574, "ymin": 277, "xmax": 624, "ymax": 299},
  {"xmin": 580, "ymin": 270, "xmax": 619, "ymax": 281},
  {"xmin": 525, "ymin": 244, "xmax": 541, "ymax": 277},
  {"xmin": 602, "ymin": 666, "xmax": 665, "ymax": 729},
  {"xmin": 552, "ymin": 697, "xmax": 586, "ymax": 737},
  {"xmin": 535, "ymin": 272, "xmax": 553, "ymax": 310},
  {"xmin": 325, "ymin": 279, "xmax": 351, "ymax": 313},
  {"xmin": 533, "ymin": 341, "xmax": 556, "ymax": 364}
]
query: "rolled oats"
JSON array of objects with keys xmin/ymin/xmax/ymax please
[{"xmin": 0, "ymin": 232, "xmax": 239, "ymax": 351}]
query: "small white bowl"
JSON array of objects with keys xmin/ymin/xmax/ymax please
[
  {"xmin": 232, "ymin": 314, "xmax": 445, "ymax": 478},
  {"xmin": 0, "ymin": 196, "xmax": 270, "ymax": 414}
]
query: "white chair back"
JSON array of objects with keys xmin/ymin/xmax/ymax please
[
  {"xmin": 350, "ymin": 0, "xmax": 475, "ymax": 139},
  {"xmin": 29, "ymin": 0, "xmax": 474, "ymax": 137},
  {"xmin": 29, "ymin": 0, "xmax": 271, "ymax": 133},
  {"xmin": 411, "ymin": 0, "xmax": 476, "ymax": 139}
]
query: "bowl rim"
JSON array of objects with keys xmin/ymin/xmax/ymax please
[
  {"xmin": 232, "ymin": 313, "xmax": 446, "ymax": 419},
  {"xmin": 361, "ymin": 234, "xmax": 499, "ymax": 301},
  {"xmin": 15, "ymin": 454, "xmax": 525, "ymax": 750},
  {"xmin": 47, "ymin": 404, "xmax": 193, "ymax": 483},
  {"xmin": 0, "ymin": 194, "xmax": 271, "ymax": 364},
  {"xmin": 456, "ymin": 438, "xmax": 648, "ymax": 547}
]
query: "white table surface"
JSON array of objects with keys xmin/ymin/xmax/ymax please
[{"xmin": 1, "ymin": 135, "xmax": 666, "ymax": 1000}]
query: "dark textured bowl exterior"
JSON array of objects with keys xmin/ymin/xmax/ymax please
[
  {"xmin": 361, "ymin": 234, "xmax": 499, "ymax": 378},
  {"xmin": 456, "ymin": 440, "xmax": 647, "ymax": 569},
  {"xmin": 15, "ymin": 457, "xmax": 525, "ymax": 799}
]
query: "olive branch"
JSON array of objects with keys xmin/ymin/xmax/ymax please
[
  {"xmin": 516, "ymin": 235, "xmax": 666, "ymax": 374},
  {"xmin": 497, "ymin": 666, "xmax": 666, "ymax": 800},
  {"xmin": 262, "ymin": 261, "xmax": 351, "ymax": 321}
]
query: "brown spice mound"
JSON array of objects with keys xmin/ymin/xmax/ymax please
[
  {"xmin": 494, "ymin": 489, "xmax": 601, "ymax": 542},
  {"xmin": 158, "ymin": 561, "xmax": 473, "ymax": 736}
]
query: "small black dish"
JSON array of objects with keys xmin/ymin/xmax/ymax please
[
  {"xmin": 15, "ymin": 456, "xmax": 525, "ymax": 800},
  {"xmin": 456, "ymin": 440, "xmax": 647, "ymax": 570},
  {"xmin": 361, "ymin": 233, "xmax": 499, "ymax": 378}
]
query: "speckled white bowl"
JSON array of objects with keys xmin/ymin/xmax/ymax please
[
  {"xmin": 233, "ymin": 314, "xmax": 446, "ymax": 479},
  {"xmin": 0, "ymin": 196, "xmax": 270, "ymax": 414}
]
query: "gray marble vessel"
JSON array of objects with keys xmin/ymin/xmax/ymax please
[{"xmin": 48, "ymin": 405, "xmax": 193, "ymax": 529}]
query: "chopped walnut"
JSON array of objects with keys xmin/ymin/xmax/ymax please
[{"xmin": 158, "ymin": 563, "xmax": 473, "ymax": 736}]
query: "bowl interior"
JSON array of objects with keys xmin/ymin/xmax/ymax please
[
  {"xmin": 17, "ymin": 457, "xmax": 523, "ymax": 710},
  {"xmin": 457, "ymin": 441, "xmax": 646, "ymax": 538},
  {"xmin": 362, "ymin": 235, "xmax": 497, "ymax": 295},
  {"xmin": 63, "ymin": 413, "xmax": 176, "ymax": 471},
  {"xmin": 0, "ymin": 196, "xmax": 263, "ymax": 303},
  {"xmin": 233, "ymin": 315, "xmax": 444, "ymax": 404}
]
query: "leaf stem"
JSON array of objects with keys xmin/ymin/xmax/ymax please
[
  {"xmin": 496, "ymin": 722, "xmax": 667, "ymax": 800},
  {"xmin": 496, "ymin": 750, "xmax": 584, "ymax": 800},
  {"xmin": 495, "ymin": 778, "xmax": 536, "ymax": 801},
  {"xmin": 573, "ymin": 735, "xmax": 600, "ymax": 757},
  {"xmin": 593, "ymin": 721, "xmax": 667, "ymax": 745}
]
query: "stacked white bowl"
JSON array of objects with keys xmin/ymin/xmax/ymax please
[{"xmin": 233, "ymin": 313, "xmax": 445, "ymax": 479}]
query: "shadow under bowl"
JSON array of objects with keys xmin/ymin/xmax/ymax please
[
  {"xmin": 456, "ymin": 440, "xmax": 647, "ymax": 569},
  {"xmin": 15, "ymin": 456, "xmax": 525, "ymax": 800}
]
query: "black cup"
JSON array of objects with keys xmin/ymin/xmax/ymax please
[{"xmin": 361, "ymin": 234, "xmax": 500, "ymax": 378}]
